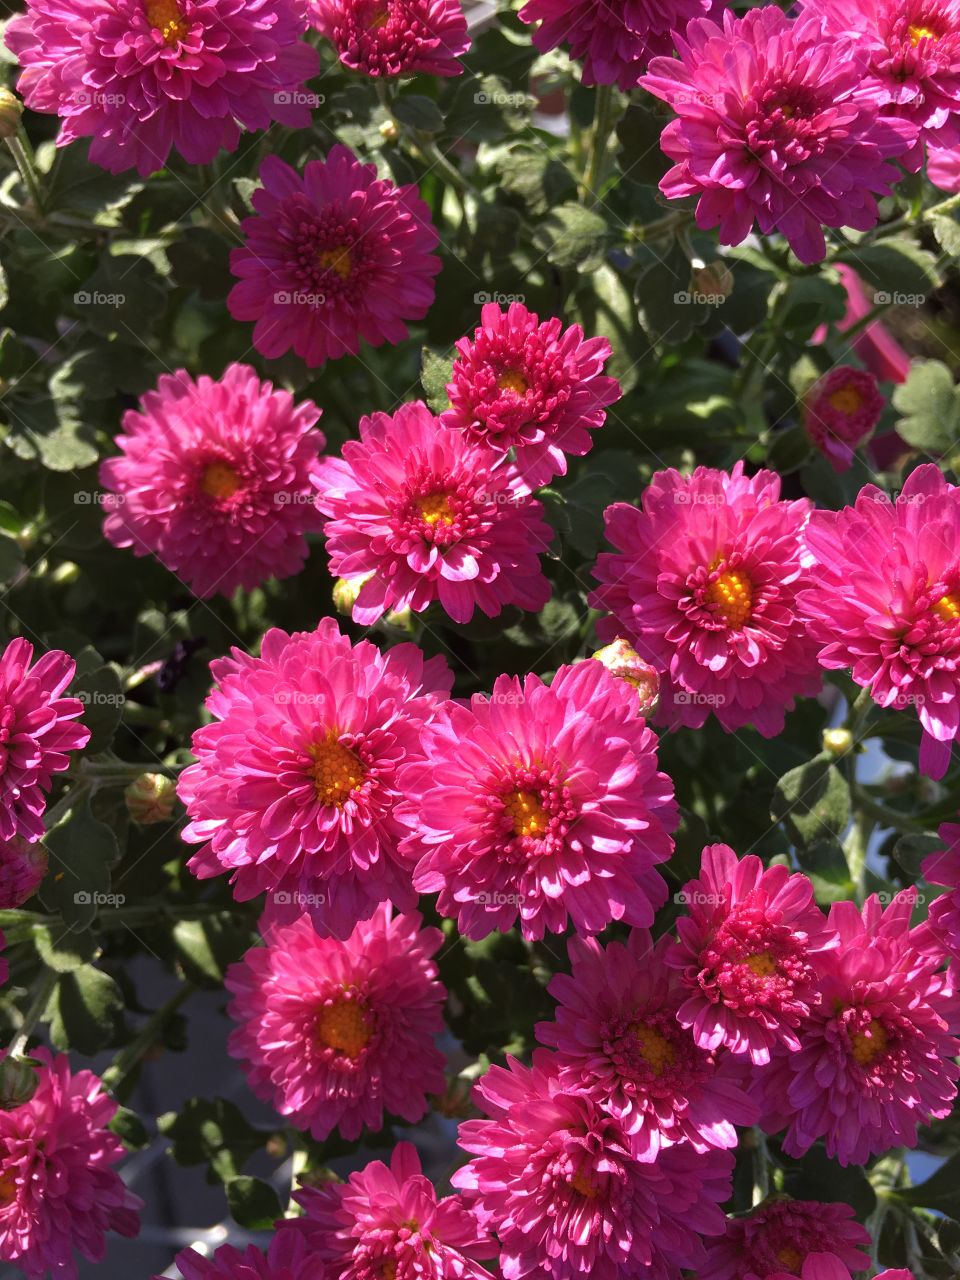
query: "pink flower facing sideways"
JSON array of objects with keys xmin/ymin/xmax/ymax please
[
  {"xmin": 285, "ymin": 1142, "xmax": 497, "ymax": 1280},
  {"xmin": 101, "ymin": 363, "xmax": 326, "ymax": 600},
  {"xmin": 802, "ymin": 366, "xmax": 886, "ymax": 473},
  {"xmin": 800, "ymin": 463, "xmax": 960, "ymax": 779},
  {"xmin": 535, "ymin": 930, "xmax": 758, "ymax": 1158},
  {"xmin": 669, "ymin": 844, "xmax": 838, "ymax": 1065},
  {"xmin": 641, "ymin": 7, "xmax": 914, "ymax": 263},
  {"xmin": 309, "ymin": 0, "xmax": 470, "ymax": 77},
  {"xmin": 591, "ymin": 463, "xmax": 822, "ymax": 737},
  {"xmin": 164, "ymin": 1233, "xmax": 324, "ymax": 1280},
  {"xmin": 699, "ymin": 1197, "xmax": 871, "ymax": 1280},
  {"xmin": 178, "ymin": 617, "xmax": 452, "ymax": 938},
  {"xmin": 760, "ymin": 891, "xmax": 960, "ymax": 1165},
  {"xmin": 440, "ymin": 301, "xmax": 622, "ymax": 491},
  {"xmin": 226, "ymin": 907, "xmax": 446, "ymax": 1142},
  {"xmin": 398, "ymin": 659, "xmax": 678, "ymax": 941},
  {"xmin": 5, "ymin": 0, "xmax": 318, "ymax": 177},
  {"xmin": 0, "ymin": 836, "xmax": 47, "ymax": 909},
  {"xmin": 923, "ymin": 820, "xmax": 960, "ymax": 959},
  {"xmin": 0, "ymin": 1050, "xmax": 141, "ymax": 1279},
  {"xmin": 228, "ymin": 147, "xmax": 440, "ymax": 367},
  {"xmin": 0, "ymin": 639, "xmax": 89, "ymax": 845},
  {"xmin": 453, "ymin": 1051, "xmax": 733, "ymax": 1280},
  {"xmin": 315, "ymin": 400, "xmax": 552, "ymax": 625}
]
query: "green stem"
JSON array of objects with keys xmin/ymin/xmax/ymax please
[
  {"xmin": 101, "ymin": 984, "xmax": 193, "ymax": 1092},
  {"xmin": 5, "ymin": 129, "xmax": 44, "ymax": 212},
  {"xmin": 841, "ymin": 300, "xmax": 894, "ymax": 345},
  {"xmin": 9, "ymin": 969, "xmax": 57, "ymax": 1058},
  {"xmin": 852, "ymin": 785, "xmax": 928, "ymax": 835},
  {"xmin": 418, "ymin": 137, "xmax": 472, "ymax": 197},
  {"xmin": 583, "ymin": 83, "xmax": 616, "ymax": 208},
  {"xmin": 43, "ymin": 783, "xmax": 86, "ymax": 832}
]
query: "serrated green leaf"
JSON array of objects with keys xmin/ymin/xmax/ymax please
[
  {"xmin": 771, "ymin": 756, "xmax": 851, "ymax": 848},
  {"xmin": 534, "ymin": 202, "xmax": 608, "ymax": 272},
  {"xmin": 34, "ymin": 925, "xmax": 99, "ymax": 972},
  {"xmin": 892, "ymin": 359, "xmax": 960, "ymax": 453},
  {"xmin": 421, "ymin": 347, "xmax": 454, "ymax": 413},
  {"xmin": 39, "ymin": 795, "xmax": 121, "ymax": 929},
  {"xmin": 49, "ymin": 965, "xmax": 123, "ymax": 1055}
]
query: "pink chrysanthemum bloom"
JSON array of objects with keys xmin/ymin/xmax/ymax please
[
  {"xmin": 315, "ymin": 400, "xmax": 552, "ymax": 625},
  {"xmin": 309, "ymin": 0, "xmax": 469, "ymax": 77},
  {"xmin": 929, "ymin": 142, "xmax": 960, "ymax": 189},
  {"xmin": 285, "ymin": 1142, "xmax": 497, "ymax": 1279},
  {"xmin": 535, "ymin": 930, "xmax": 758, "ymax": 1158},
  {"xmin": 641, "ymin": 7, "xmax": 914, "ymax": 263},
  {"xmin": 760, "ymin": 891, "xmax": 960, "ymax": 1165},
  {"xmin": 0, "ymin": 1049, "xmax": 141, "ymax": 1278},
  {"xmin": 591, "ymin": 639, "xmax": 660, "ymax": 715},
  {"xmin": 0, "ymin": 639, "xmax": 89, "ymax": 845},
  {"xmin": 226, "ymin": 907, "xmax": 446, "ymax": 1141},
  {"xmin": 100, "ymin": 363, "xmax": 325, "ymax": 600},
  {"xmin": 163, "ymin": 1232, "xmax": 324, "ymax": 1280},
  {"xmin": 800, "ymin": 0, "xmax": 960, "ymax": 168},
  {"xmin": 924, "ymin": 821, "xmax": 960, "ymax": 960},
  {"xmin": 439, "ymin": 302, "xmax": 621, "ymax": 491},
  {"xmin": 802, "ymin": 367, "xmax": 885, "ymax": 473},
  {"xmin": 5, "ymin": 0, "xmax": 318, "ymax": 178},
  {"xmin": 874, "ymin": 1273, "xmax": 914, "ymax": 1280},
  {"xmin": 518, "ymin": 0, "xmax": 713, "ymax": 89},
  {"xmin": 453, "ymin": 1051, "xmax": 732, "ymax": 1280},
  {"xmin": 699, "ymin": 1197, "xmax": 871, "ymax": 1280},
  {"xmin": 668, "ymin": 844, "xmax": 837, "ymax": 1065},
  {"xmin": 590, "ymin": 462, "xmax": 822, "ymax": 737},
  {"xmin": 0, "ymin": 836, "xmax": 47, "ymax": 908},
  {"xmin": 178, "ymin": 617, "xmax": 452, "ymax": 939},
  {"xmin": 800, "ymin": 463, "xmax": 960, "ymax": 779},
  {"xmin": 398, "ymin": 660, "xmax": 678, "ymax": 940},
  {"xmin": 228, "ymin": 148, "xmax": 440, "ymax": 367}
]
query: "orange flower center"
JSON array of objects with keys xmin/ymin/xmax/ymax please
[
  {"xmin": 570, "ymin": 1166, "xmax": 597, "ymax": 1199},
  {"xmin": 0, "ymin": 1169, "xmax": 17, "ymax": 1207},
  {"xmin": 849, "ymin": 1020, "xmax": 889, "ymax": 1066},
  {"xmin": 827, "ymin": 384, "xmax": 864, "ymax": 416},
  {"xmin": 497, "ymin": 369, "xmax": 529, "ymax": 396},
  {"xmin": 935, "ymin": 593, "xmax": 960, "ymax": 624},
  {"xmin": 200, "ymin": 462, "xmax": 241, "ymax": 501},
  {"xmin": 317, "ymin": 997, "xmax": 371, "ymax": 1058},
  {"xmin": 632, "ymin": 1022, "xmax": 676, "ymax": 1076},
  {"xmin": 309, "ymin": 733, "xmax": 364, "ymax": 806},
  {"xmin": 416, "ymin": 493, "xmax": 455, "ymax": 526},
  {"xmin": 145, "ymin": 0, "xmax": 187, "ymax": 44},
  {"xmin": 909, "ymin": 21, "xmax": 940, "ymax": 44},
  {"xmin": 503, "ymin": 789, "xmax": 548, "ymax": 838},
  {"xmin": 706, "ymin": 568, "xmax": 753, "ymax": 629},
  {"xmin": 777, "ymin": 1245, "xmax": 803, "ymax": 1273},
  {"xmin": 318, "ymin": 245, "xmax": 353, "ymax": 280},
  {"xmin": 368, "ymin": 2, "xmax": 390, "ymax": 28},
  {"xmin": 743, "ymin": 951, "xmax": 777, "ymax": 977}
]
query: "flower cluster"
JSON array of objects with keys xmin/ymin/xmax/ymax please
[{"xmin": 310, "ymin": 0, "xmax": 470, "ymax": 77}]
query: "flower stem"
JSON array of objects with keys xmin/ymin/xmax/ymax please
[
  {"xmin": 9, "ymin": 969, "xmax": 58, "ymax": 1058},
  {"xmin": 583, "ymin": 83, "xmax": 616, "ymax": 208},
  {"xmin": 4, "ymin": 128, "xmax": 44, "ymax": 212},
  {"xmin": 101, "ymin": 983, "xmax": 193, "ymax": 1093}
]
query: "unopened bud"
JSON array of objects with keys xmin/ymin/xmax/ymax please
[
  {"xmin": 591, "ymin": 639, "xmax": 660, "ymax": 715},
  {"xmin": 124, "ymin": 773, "xmax": 177, "ymax": 825},
  {"xmin": 822, "ymin": 727, "xmax": 853, "ymax": 757},
  {"xmin": 433, "ymin": 1076, "xmax": 474, "ymax": 1119},
  {"xmin": 332, "ymin": 574, "xmax": 371, "ymax": 617},
  {"xmin": 0, "ymin": 1056, "xmax": 38, "ymax": 1109},
  {"xmin": 0, "ymin": 89, "xmax": 24, "ymax": 141},
  {"xmin": 691, "ymin": 260, "xmax": 734, "ymax": 301},
  {"xmin": 383, "ymin": 605, "xmax": 414, "ymax": 634},
  {"xmin": 0, "ymin": 837, "xmax": 48, "ymax": 909},
  {"xmin": 379, "ymin": 118, "xmax": 399, "ymax": 143}
]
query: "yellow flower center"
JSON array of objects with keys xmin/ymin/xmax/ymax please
[
  {"xmin": 503, "ymin": 789, "xmax": 548, "ymax": 838},
  {"xmin": 368, "ymin": 1, "xmax": 390, "ymax": 28},
  {"xmin": 570, "ymin": 1166, "xmax": 597, "ymax": 1199},
  {"xmin": 309, "ymin": 733, "xmax": 364, "ymax": 806},
  {"xmin": 317, "ymin": 997, "xmax": 371, "ymax": 1058},
  {"xmin": 497, "ymin": 369, "xmax": 529, "ymax": 396},
  {"xmin": 935, "ymin": 593, "xmax": 960, "ymax": 624},
  {"xmin": 706, "ymin": 568, "xmax": 753, "ymax": 629},
  {"xmin": 0, "ymin": 1169, "xmax": 17, "ymax": 1206},
  {"xmin": 381, "ymin": 1265, "xmax": 397, "ymax": 1280},
  {"xmin": 909, "ymin": 22, "xmax": 940, "ymax": 43},
  {"xmin": 417, "ymin": 492, "xmax": 455, "ymax": 526},
  {"xmin": 777, "ymin": 1245, "xmax": 804, "ymax": 1273},
  {"xmin": 200, "ymin": 461, "xmax": 241, "ymax": 501},
  {"xmin": 849, "ymin": 1019, "xmax": 889, "ymax": 1066},
  {"xmin": 318, "ymin": 245, "xmax": 353, "ymax": 280},
  {"xmin": 145, "ymin": 0, "xmax": 187, "ymax": 44},
  {"xmin": 827, "ymin": 384, "xmax": 864, "ymax": 415},
  {"xmin": 632, "ymin": 1022, "xmax": 676, "ymax": 1076},
  {"xmin": 744, "ymin": 951, "xmax": 777, "ymax": 977}
]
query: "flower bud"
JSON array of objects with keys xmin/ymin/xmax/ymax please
[
  {"xmin": 691, "ymin": 260, "xmax": 734, "ymax": 301},
  {"xmin": 0, "ymin": 1056, "xmax": 38, "ymax": 1109},
  {"xmin": 0, "ymin": 89, "xmax": 24, "ymax": 141},
  {"xmin": 822, "ymin": 727, "xmax": 853, "ymax": 757},
  {"xmin": 124, "ymin": 773, "xmax": 177, "ymax": 825},
  {"xmin": 591, "ymin": 639, "xmax": 660, "ymax": 715},
  {"xmin": 433, "ymin": 1075, "xmax": 474, "ymax": 1119},
  {"xmin": 332, "ymin": 574, "xmax": 371, "ymax": 617},
  {"xmin": 378, "ymin": 118, "xmax": 399, "ymax": 143},
  {"xmin": 0, "ymin": 837, "xmax": 48, "ymax": 909}
]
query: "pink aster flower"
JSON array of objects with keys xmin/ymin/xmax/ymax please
[
  {"xmin": 803, "ymin": 366, "xmax": 886, "ymax": 472},
  {"xmin": 668, "ymin": 844, "xmax": 838, "ymax": 1065},
  {"xmin": 0, "ymin": 1048, "xmax": 141, "ymax": 1278},
  {"xmin": 535, "ymin": 929, "xmax": 758, "ymax": 1158},
  {"xmin": 641, "ymin": 7, "xmax": 914, "ymax": 263},
  {"xmin": 924, "ymin": 821, "xmax": 960, "ymax": 960},
  {"xmin": 284, "ymin": 1142, "xmax": 496, "ymax": 1279},
  {"xmin": 439, "ymin": 302, "xmax": 621, "ymax": 491},
  {"xmin": 760, "ymin": 891, "xmax": 960, "ymax": 1165},
  {"xmin": 309, "ymin": 0, "xmax": 469, "ymax": 77},
  {"xmin": 801, "ymin": 0, "xmax": 960, "ymax": 168},
  {"xmin": 315, "ymin": 400, "xmax": 553, "ymax": 625},
  {"xmin": 228, "ymin": 147, "xmax": 440, "ymax": 367},
  {"xmin": 0, "ymin": 639, "xmax": 89, "ymax": 845},
  {"xmin": 699, "ymin": 1197, "xmax": 871, "ymax": 1280},
  {"xmin": 178, "ymin": 617, "xmax": 452, "ymax": 939},
  {"xmin": 928, "ymin": 142, "xmax": 960, "ymax": 189},
  {"xmin": 590, "ymin": 462, "xmax": 823, "ymax": 738},
  {"xmin": 874, "ymin": 1273, "xmax": 914, "ymax": 1280},
  {"xmin": 453, "ymin": 1051, "xmax": 732, "ymax": 1280},
  {"xmin": 226, "ymin": 907, "xmax": 446, "ymax": 1141},
  {"xmin": 398, "ymin": 659, "xmax": 678, "ymax": 941},
  {"xmin": 800, "ymin": 463, "xmax": 960, "ymax": 779},
  {"xmin": 163, "ymin": 1232, "xmax": 324, "ymax": 1280},
  {"xmin": 518, "ymin": 0, "xmax": 714, "ymax": 90},
  {"xmin": 100, "ymin": 363, "xmax": 325, "ymax": 600},
  {"xmin": 0, "ymin": 836, "xmax": 47, "ymax": 908},
  {"xmin": 5, "ymin": 0, "xmax": 318, "ymax": 178}
]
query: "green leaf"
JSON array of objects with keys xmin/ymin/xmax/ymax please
[
  {"xmin": 34, "ymin": 924, "xmax": 99, "ymax": 972},
  {"xmin": 71, "ymin": 664, "xmax": 125, "ymax": 754},
  {"xmin": 226, "ymin": 1176, "xmax": 283, "ymax": 1230},
  {"xmin": 892, "ymin": 360, "xmax": 960, "ymax": 453},
  {"xmin": 900, "ymin": 1152, "xmax": 960, "ymax": 1215},
  {"xmin": 893, "ymin": 831, "xmax": 942, "ymax": 876},
  {"xmin": 796, "ymin": 839, "xmax": 855, "ymax": 904},
  {"xmin": 49, "ymin": 965, "xmax": 124, "ymax": 1055},
  {"xmin": 39, "ymin": 795, "xmax": 121, "ymax": 929},
  {"xmin": 779, "ymin": 275, "xmax": 847, "ymax": 335},
  {"xmin": 616, "ymin": 104, "xmax": 670, "ymax": 187},
  {"xmin": 392, "ymin": 94, "xmax": 444, "ymax": 134},
  {"xmin": 110, "ymin": 1105, "xmax": 150, "ymax": 1150},
  {"xmin": 173, "ymin": 914, "xmax": 256, "ymax": 987},
  {"xmin": 932, "ymin": 211, "xmax": 960, "ymax": 258},
  {"xmin": 767, "ymin": 424, "xmax": 812, "ymax": 475},
  {"xmin": 836, "ymin": 238, "xmax": 941, "ymax": 301},
  {"xmin": 2, "ymin": 395, "xmax": 99, "ymax": 471},
  {"xmin": 496, "ymin": 145, "xmax": 576, "ymax": 216},
  {"xmin": 0, "ymin": 530, "xmax": 23, "ymax": 584},
  {"xmin": 534, "ymin": 203, "xmax": 608, "ymax": 272},
  {"xmin": 159, "ymin": 1097, "xmax": 269, "ymax": 1183},
  {"xmin": 421, "ymin": 347, "xmax": 454, "ymax": 413},
  {"xmin": 771, "ymin": 756, "xmax": 851, "ymax": 849},
  {"xmin": 635, "ymin": 240, "xmax": 711, "ymax": 344}
]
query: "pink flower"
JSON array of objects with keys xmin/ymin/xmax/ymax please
[
  {"xmin": 164, "ymin": 1232, "xmax": 324, "ymax": 1279},
  {"xmin": 453, "ymin": 1051, "xmax": 733, "ymax": 1280},
  {"xmin": 0, "ymin": 1049, "xmax": 141, "ymax": 1278},
  {"xmin": 535, "ymin": 930, "xmax": 758, "ymax": 1157},
  {"xmin": 315, "ymin": 400, "xmax": 553, "ymax": 625},
  {"xmin": 439, "ymin": 302, "xmax": 621, "ymax": 491},
  {"xmin": 812, "ymin": 265, "xmax": 912, "ymax": 385},
  {"xmin": 800, "ymin": 0, "xmax": 960, "ymax": 168},
  {"xmin": 5, "ymin": 0, "xmax": 318, "ymax": 178},
  {"xmin": 518, "ymin": 0, "xmax": 714, "ymax": 89},
  {"xmin": 699, "ymin": 1197, "xmax": 871, "ymax": 1280},
  {"xmin": 669, "ymin": 844, "xmax": 837, "ymax": 1065},
  {"xmin": 590, "ymin": 463, "xmax": 822, "ymax": 738},
  {"xmin": 228, "ymin": 148, "xmax": 440, "ymax": 367},
  {"xmin": 874, "ymin": 1273, "xmax": 914, "ymax": 1280},
  {"xmin": 590, "ymin": 640, "xmax": 660, "ymax": 715},
  {"xmin": 0, "ymin": 836, "xmax": 47, "ymax": 908},
  {"xmin": 398, "ymin": 660, "xmax": 678, "ymax": 940},
  {"xmin": 642, "ymin": 7, "xmax": 914, "ymax": 263},
  {"xmin": 226, "ymin": 907, "xmax": 446, "ymax": 1142},
  {"xmin": 800, "ymin": 464, "xmax": 960, "ymax": 779},
  {"xmin": 178, "ymin": 617, "xmax": 452, "ymax": 939},
  {"xmin": 803, "ymin": 366, "xmax": 886, "ymax": 472},
  {"xmin": 928, "ymin": 143, "xmax": 960, "ymax": 189},
  {"xmin": 0, "ymin": 639, "xmax": 89, "ymax": 845},
  {"xmin": 0, "ymin": 933, "xmax": 7, "ymax": 988},
  {"xmin": 284, "ymin": 1142, "xmax": 496, "ymax": 1279},
  {"xmin": 309, "ymin": 0, "xmax": 469, "ymax": 76},
  {"xmin": 760, "ymin": 891, "xmax": 960, "ymax": 1165},
  {"xmin": 923, "ymin": 821, "xmax": 960, "ymax": 960},
  {"xmin": 100, "ymin": 364, "xmax": 325, "ymax": 600}
]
